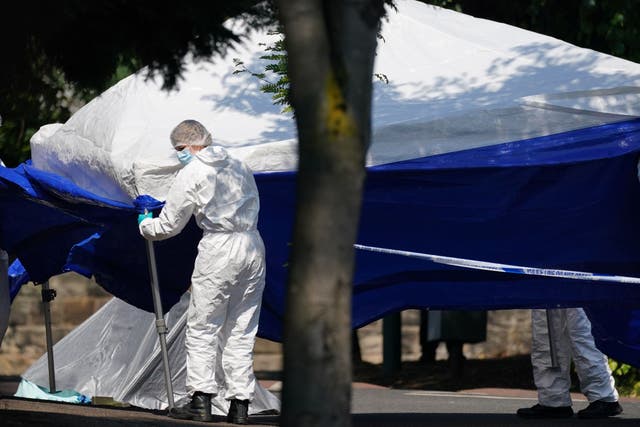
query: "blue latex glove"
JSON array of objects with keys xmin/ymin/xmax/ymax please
[{"xmin": 137, "ymin": 212, "xmax": 153, "ymax": 225}]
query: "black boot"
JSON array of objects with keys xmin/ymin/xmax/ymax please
[
  {"xmin": 169, "ymin": 391, "xmax": 213, "ymax": 422},
  {"xmin": 227, "ymin": 398, "xmax": 250, "ymax": 425},
  {"xmin": 516, "ymin": 403, "xmax": 574, "ymax": 419},
  {"xmin": 577, "ymin": 400, "xmax": 623, "ymax": 419}
]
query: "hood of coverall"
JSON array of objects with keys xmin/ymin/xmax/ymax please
[{"xmin": 194, "ymin": 145, "xmax": 229, "ymax": 167}]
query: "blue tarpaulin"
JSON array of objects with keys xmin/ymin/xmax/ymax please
[
  {"xmin": 2, "ymin": 118, "xmax": 640, "ymax": 365},
  {"xmin": 8, "ymin": 259, "xmax": 29, "ymax": 302}
]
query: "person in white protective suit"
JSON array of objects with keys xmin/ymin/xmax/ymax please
[
  {"xmin": 517, "ymin": 308, "xmax": 622, "ymax": 419},
  {"xmin": 138, "ymin": 119, "xmax": 265, "ymax": 424}
]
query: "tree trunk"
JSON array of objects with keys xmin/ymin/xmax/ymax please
[{"xmin": 277, "ymin": 1, "xmax": 385, "ymax": 426}]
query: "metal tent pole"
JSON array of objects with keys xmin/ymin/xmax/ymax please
[
  {"xmin": 382, "ymin": 312, "xmax": 402, "ymax": 378},
  {"xmin": 545, "ymin": 309, "xmax": 559, "ymax": 368},
  {"xmin": 40, "ymin": 280, "xmax": 57, "ymax": 392},
  {"xmin": 144, "ymin": 239, "xmax": 175, "ymax": 409}
]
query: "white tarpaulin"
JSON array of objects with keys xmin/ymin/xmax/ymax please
[
  {"xmin": 30, "ymin": 0, "xmax": 640, "ymax": 203},
  {"xmin": 23, "ymin": 293, "xmax": 280, "ymax": 413}
]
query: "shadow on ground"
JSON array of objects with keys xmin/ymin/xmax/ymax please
[{"xmin": 352, "ymin": 355, "xmax": 542, "ymax": 391}]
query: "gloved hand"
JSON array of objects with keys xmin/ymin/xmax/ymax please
[{"xmin": 137, "ymin": 211, "xmax": 153, "ymax": 225}]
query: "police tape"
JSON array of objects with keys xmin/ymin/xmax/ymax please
[{"xmin": 354, "ymin": 243, "xmax": 640, "ymax": 285}]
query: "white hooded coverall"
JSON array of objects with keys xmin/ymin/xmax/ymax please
[
  {"xmin": 531, "ymin": 308, "xmax": 618, "ymax": 407},
  {"xmin": 139, "ymin": 145, "xmax": 265, "ymax": 401}
]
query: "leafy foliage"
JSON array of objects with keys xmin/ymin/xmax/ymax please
[
  {"xmin": 233, "ymin": 31, "xmax": 390, "ymax": 114},
  {"xmin": 610, "ymin": 359, "xmax": 640, "ymax": 397},
  {"xmin": 425, "ymin": 0, "xmax": 640, "ymax": 62},
  {"xmin": 234, "ymin": 35, "xmax": 292, "ymax": 113},
  {"xmin": 0, "ymin": 66, "xmax": 91, "ymax": 167}
]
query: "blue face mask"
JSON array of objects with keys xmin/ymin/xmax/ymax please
[{"xmin": 177, "ymin": 149, "xmax": 193, "ymax": 165}]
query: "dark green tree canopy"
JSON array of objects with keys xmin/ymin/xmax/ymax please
[
  {"xmin": 427, "ymin": 0, "xmax": 640, "ymax": 62},
  {"xmin": 2, "ymin": 1, "xmax": 275, "ymax": 91}
]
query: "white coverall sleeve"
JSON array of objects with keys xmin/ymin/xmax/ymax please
[{"xmin": 139, "ymin": 169, "xmax": 198, "ymax": 241}]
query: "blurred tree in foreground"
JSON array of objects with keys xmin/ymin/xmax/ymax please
[{"xmin": 276, "ymin": 1, "xmax": 390, "ymax": 425}]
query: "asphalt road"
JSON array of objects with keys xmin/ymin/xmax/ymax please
[
  {"xmin": 2, "ymin": 380, "xmax": 640, "ymax": 426},
  {"xmin": 351, "ymin": 388, "xmax": 640, "ymax": 426}
]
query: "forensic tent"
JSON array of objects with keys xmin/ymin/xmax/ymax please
[
  {"xmin": 2, "ymin": 0, "xmax": 640, "ymax": 401},
  {"xmin": 20, "ymin": 294, "xmax": 280, "ymax": 413}
]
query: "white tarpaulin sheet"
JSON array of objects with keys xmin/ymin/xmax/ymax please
[
  {"xmin": 30, "ymin": 0, "xmax": 640, "ymax": 203},
  {"xmin": 23, "ymin": 293, "xmax": 280, "ymax": 413}
]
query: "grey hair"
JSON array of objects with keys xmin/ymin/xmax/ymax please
[{"xmin": 170, "ymin": 120, "xmax": 212, "ymax": 147}]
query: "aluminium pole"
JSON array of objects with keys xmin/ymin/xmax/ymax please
[
  {"xmin": 382, "ymin": 312, "xmax": 402, "ymax": 378},
  {"xmin": 144, "ymin": 238, "xmax": 175, "ymax": 409},
  {"xmin": 41, "ymin": 280, "xmax": 57, "ymax": 392}
]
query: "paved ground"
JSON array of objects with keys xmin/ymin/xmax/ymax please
[
  {"xmin": 2, "ymin": 377, "xmax": 640, "ymax": 426},
  {"xmin": 351, "ymin": 387, "xmax": 640, "ymax": 426}
]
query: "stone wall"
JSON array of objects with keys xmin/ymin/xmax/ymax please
[
  {"xmin": 357, "ymin": 309, "xmax": 531, "ymax": 365},
  {"xmin": 0, "ymin": 274, "xmax": 532, "ymax": 376}
]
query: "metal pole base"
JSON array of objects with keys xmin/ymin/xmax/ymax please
[
  {"xmin": 145, "ymin": 239, "xmax": 175, "ymax": 409},
  {"xmin": 41, "ymin": 281, "xmax": 57, "ymax": 392},
  {"xmin": 383, "ymin": 312, "xmax": 402, "ymax": 378}
]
